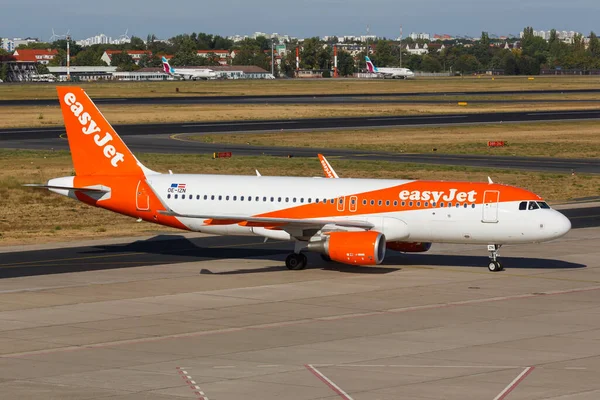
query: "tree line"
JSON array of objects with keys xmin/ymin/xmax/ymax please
[{"xmin": 5, "ymin": 26, "xmax": 600, "ymax": 75}]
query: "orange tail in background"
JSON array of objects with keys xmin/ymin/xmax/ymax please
[{"xmin": 57, "ymin": 86, "xmax": 144, "ymax": 177}]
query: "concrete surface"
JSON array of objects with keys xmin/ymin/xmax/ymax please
[{"xmin": 0, "ymin": 228, "xmax": 599, "ymax": 399}]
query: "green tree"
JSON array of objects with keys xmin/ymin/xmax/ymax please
[
  {"xmin": 17, "ymin": 41, "xmax": 52, "ymax": 50},
  {"xmin": 373, "ymin": 40, "xmax": 397, "ymax": 66},
  {"xmin": 0, "ymin": 63, "xmax": 8, "ymax": 81},
  {"xmin": 453, "ymin": 54, "xmax": 481, "ymax": 73},
  {"xmin": 128, "ymin": 36, "xmax": 146, "ymax": 51},
  {"xmin": 589, "ymin": 32, "xmax": 600, "ymax": 58},
  {"xmin": 336, "ymin": 50, "xmax": 355, "ymax": 76},
  {"xmin": 36, "ymin": 64, "xmax": 50, "ymax": 74},
  {"xmin": 420, "ymin": 55, "xmax": 442, "ymax": 72},
  {"xmin": 73, "ymin": 47, "xmax": 105, "ymax": 66},
  {"xmin": 299, "ymin": 37, "xmax": 322, "ymax": 69},
  {"xmin": 110, "ymin": 50, "xmax": 137, "ymax": 71},
  {"xmin": 138, "ymin": 53, "xmax": 162, "ymax": 68}
]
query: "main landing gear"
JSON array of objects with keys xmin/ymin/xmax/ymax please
[
  {"xmin": 286, "ymin": 253, "xmax": 307, "ymax": 270},
  {"xmin": 487, "ymin": 244, "xmax": 503, "ymax": 272}
]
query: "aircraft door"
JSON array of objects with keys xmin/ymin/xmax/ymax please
[
  {"xmin": 482, "ymin": 190, "xmax": 499, "ymax": 223},
  {"xmin": 349, "ymin": 196, "xmax": 358, "ymax": 212},
  {"xmin": 136, "ymin": 180, "xmax": 150, "ymax": 211}
]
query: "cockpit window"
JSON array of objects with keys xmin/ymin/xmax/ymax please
[
  {"xmin": 537, "ymin": 202, "xmax": 550, "ymax": 209},
  {"xmin": 519, "ymin": 201, "xmax": 527, "ymax": 210},
  {"xmin": 528, "ymin": 201, "xmax": 539, "ymax": 210}
]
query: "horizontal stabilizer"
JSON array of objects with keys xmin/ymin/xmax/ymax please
[{"xmin": 23, "ymin": 184, "xmax": 109, "ymax": 193}]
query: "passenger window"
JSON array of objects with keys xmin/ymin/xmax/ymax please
[
  {"xmin": 456, "ymin": 203, "xmax": 460, "ymax": 208},
  {"xmin": 331, "ymin": 199, "xmax": 335, "ymax": 204},
  {"xmin": 233, "ymin": 196, "xmax": 237, "ymax": 201},
  {"xmin": 409, "ymin": 201, "xmax": 413, "ymax": 207},
  {"xmin": 211, "ymin": 195, "xmax": 215, "ymax": 200},
  {"xmin": 363, "ymin": 199, "xmax": 367, "ymax": 205},
  {"xmin": 226, "ymin": 196, "xmax": 229, "ymax": 201},
  {"xmin": 196, "ymin": 195, "xmax": 200, "ymax": 200},
  {"xmin": 401, "ymin": 201, "xmax": 405, "ymax": 207},
  {"xmin": 270, "ymin": 197, "xmax": 274, "ymax": 202},
  {"xmin": 351, "ymin": 198, "xmax": 356, "ymax": 205},
  {"xmin": 519, "ymin": 201, "xmax": 527, "ymax": 210},
  {"xmin": 316, "ymin": 199, "xmax": 320, "ymax": 203},
  {"xmin": 293, "ymin": 198, "xmax": 297, "ymax": 203},
  {"xmin": 394, "ymin": 200, "xmax": 398, "ymax": 206},
  {"xmin": 464, "ymin": 204, "xmax": 468, "ymax": 208},
  {"xmin": 431, "ymin": 202, "xmax": 435, "ymax": 207},
  {"xmin": 471, "ymin": 204, "xmax": 475, "ymax": 208},
  {"xmin": 424, "ymin": 202, "xmax": 429, "ymax": 207},
  {"xmin": 174, "ymin": 194, "xmax": 178, "ymax": 199},
  {"xmin": 285, "ymin": 197, "xmax": 289, "ymax": 202},
  {"xmin": 440, "ymin": 202, "xmax": 444, "ymax": 207},
  {"xmin": 528, "ymin": 201, "xmax": 539, "ymax": 210},
  {"xmin": 218, "ymin": 195, "xmax": 222, "ymax": 200},
  {"xmin": 204, "ymin": 195, "xmax": 208, "ymax": 200},
  {"xmin": 255, "ymin": 196, "xmax": 259, "ymax": 201},
  {"xmin": 386, "ymin": 200, "xmax": 390, "ymax": 206},
  {"xmin": 370, "ymin": 200, "xmax": 375, "ymax": 205},
  {"xmin": 278, "ymin": 197, "xmax": 282, "ymax": 202},
  {"xmin": 167, "ymin": 194, "xmax": 171, "ymax": 199},
  {"xmin": 241, "ymin": 196, "xmax": 244, "ymax": 201},
  {"xmin": 308, "ymin": 198, "xmax": 312, "ymax": 203},
  {"xmin": 248, "ymin": 197, "xmax": 252, "ymax": 202},
  {"xmin": 448, "ymin": 203, "xmax": 452, "ymax": 207},
  {"xmin": 416, "ymin": 201, "xmax": 421, "ymax": 207}
]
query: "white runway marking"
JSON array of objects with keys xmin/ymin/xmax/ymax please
[
  {"xmin": 305, "ymin": 364, "xmax": 354, "ymax": 400},
  {"xmin": 493, "ymin": 366, "xmax": 535, "ymax": 400}
]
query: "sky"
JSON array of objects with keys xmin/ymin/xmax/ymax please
[{"xmin": 3, "ymin": 0, "xmax": 599, "ymax": 41}]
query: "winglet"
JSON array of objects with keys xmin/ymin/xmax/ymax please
[
  {"xmin": 488, "ymin": 176, "xmax": 494, "ymax": 184},
  {"xmin": 255, "ymin": 169, "xmax": 261, "ymax": 177},
  {"xmin": 318, "ymin": 154, "xmax": 339, "ymax": 178}
]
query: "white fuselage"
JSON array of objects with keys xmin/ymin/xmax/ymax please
[
  {"xmin": 144, "ymin": 174, "xmax": 570, "ymax": 245},
  {"xmin": 173, "ymin": 68, "xmax": 217, "ymax": 80},
  {"xmin": 376, "ymin": 67, "xmax": 415, "ymax": 79}
]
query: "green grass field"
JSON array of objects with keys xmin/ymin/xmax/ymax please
[{"xmin": 2, "ymin": 75, "xmax": 600, "ymax": 100}]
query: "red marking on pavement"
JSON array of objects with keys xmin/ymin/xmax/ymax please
[
  {"xmin": 3, "ymin": 285, "xmax": 600, "ymax": 359},
  {"xmin": 305, "ymin": 364, "xmax": 353, "ymax": 400},
  {"xmin": 176, "ymin": 367, "xmax": 209, "ymax": 400},
  {"xmin": 493, "ymin": 366, "xmax": 535, "ymax": 400}
]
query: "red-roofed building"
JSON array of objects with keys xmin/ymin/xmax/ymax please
[
  {"xmin": 101, "ymin": 50, "xmax": 152, "ymax": 65},
  {"xmin": 196, "ymin": 50, "xmax": 230, "ymax": 65},
  {"xmin": 12, "ymin": 49, "xmax": 58, "ymax": 64}
]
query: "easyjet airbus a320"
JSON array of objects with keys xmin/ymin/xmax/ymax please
[{"xmin": 30, "ymin": 87, "xmax": 571, "ymax": 272}]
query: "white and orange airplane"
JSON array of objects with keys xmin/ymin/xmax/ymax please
[{"xmin": 30, "ymin": 87, "xmax": 571, "ymax": 272}]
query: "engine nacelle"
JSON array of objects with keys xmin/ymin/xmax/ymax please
[
  {"xmin": 308, "ymin": 231, "xmax": 386, "ymax": 265},
  {"xmin": 386, "ymin": 241, "xmax": 432, "ymax": 253}
]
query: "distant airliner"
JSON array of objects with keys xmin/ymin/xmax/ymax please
[
  {"xmin": 162, "ymin": 56, "xmax": 217, "ymax": 80},
  {"xmin": 29, "ymin": 87, "xmax": 571, "ymax": 272},
  {"xmin": 366, "ymin": 56, "xmax": 415, "ymax": 79}
]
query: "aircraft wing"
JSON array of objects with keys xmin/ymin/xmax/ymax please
[{"xmin": 158, "ymin": 209, "xmax": 374, "ymax": 229}]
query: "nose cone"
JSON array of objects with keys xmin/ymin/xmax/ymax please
[{"xmin": 550, "ymin": 211, "xmax": 571, "ymax": 239}]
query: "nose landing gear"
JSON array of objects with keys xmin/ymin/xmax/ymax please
[{"xmin": 487, "ymin": 244, "xmax": 503, "ymax": 272}]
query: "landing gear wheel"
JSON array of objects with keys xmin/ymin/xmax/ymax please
[
  {"xmin": 286, "ymin": 253, "xmax": 307, "ymax": 270},
  {"xmin": 488, "ymin": 261, "xmax": 502, "ymax": 272},
  {"xmin": 486, "ymin": 244, "xmax": 503, "ymax": 272}
]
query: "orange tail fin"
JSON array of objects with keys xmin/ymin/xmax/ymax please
[{"xmin": 57, "ymin": 86, "xmax": 144, "ymax": 177}]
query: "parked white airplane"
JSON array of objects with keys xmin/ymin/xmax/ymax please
[
  {"xmin": 30, "ymin": 87, "xmax": 571, "ymax": 272},
  {"xmin": 162, "ymin": 56, "xmax": 217, "ymax": 80},
  {"xmin": 366, "ymin": 56, "xmax": 415, "ymax": 79}
]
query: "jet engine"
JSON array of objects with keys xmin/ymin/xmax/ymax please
[
  {"xmin": 308, "ymin": 231, "xmax": 386, "ymax": 265},
  {"xmin": 386, "ymin": 241, "xmax": 432, "ymax": 253}
]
